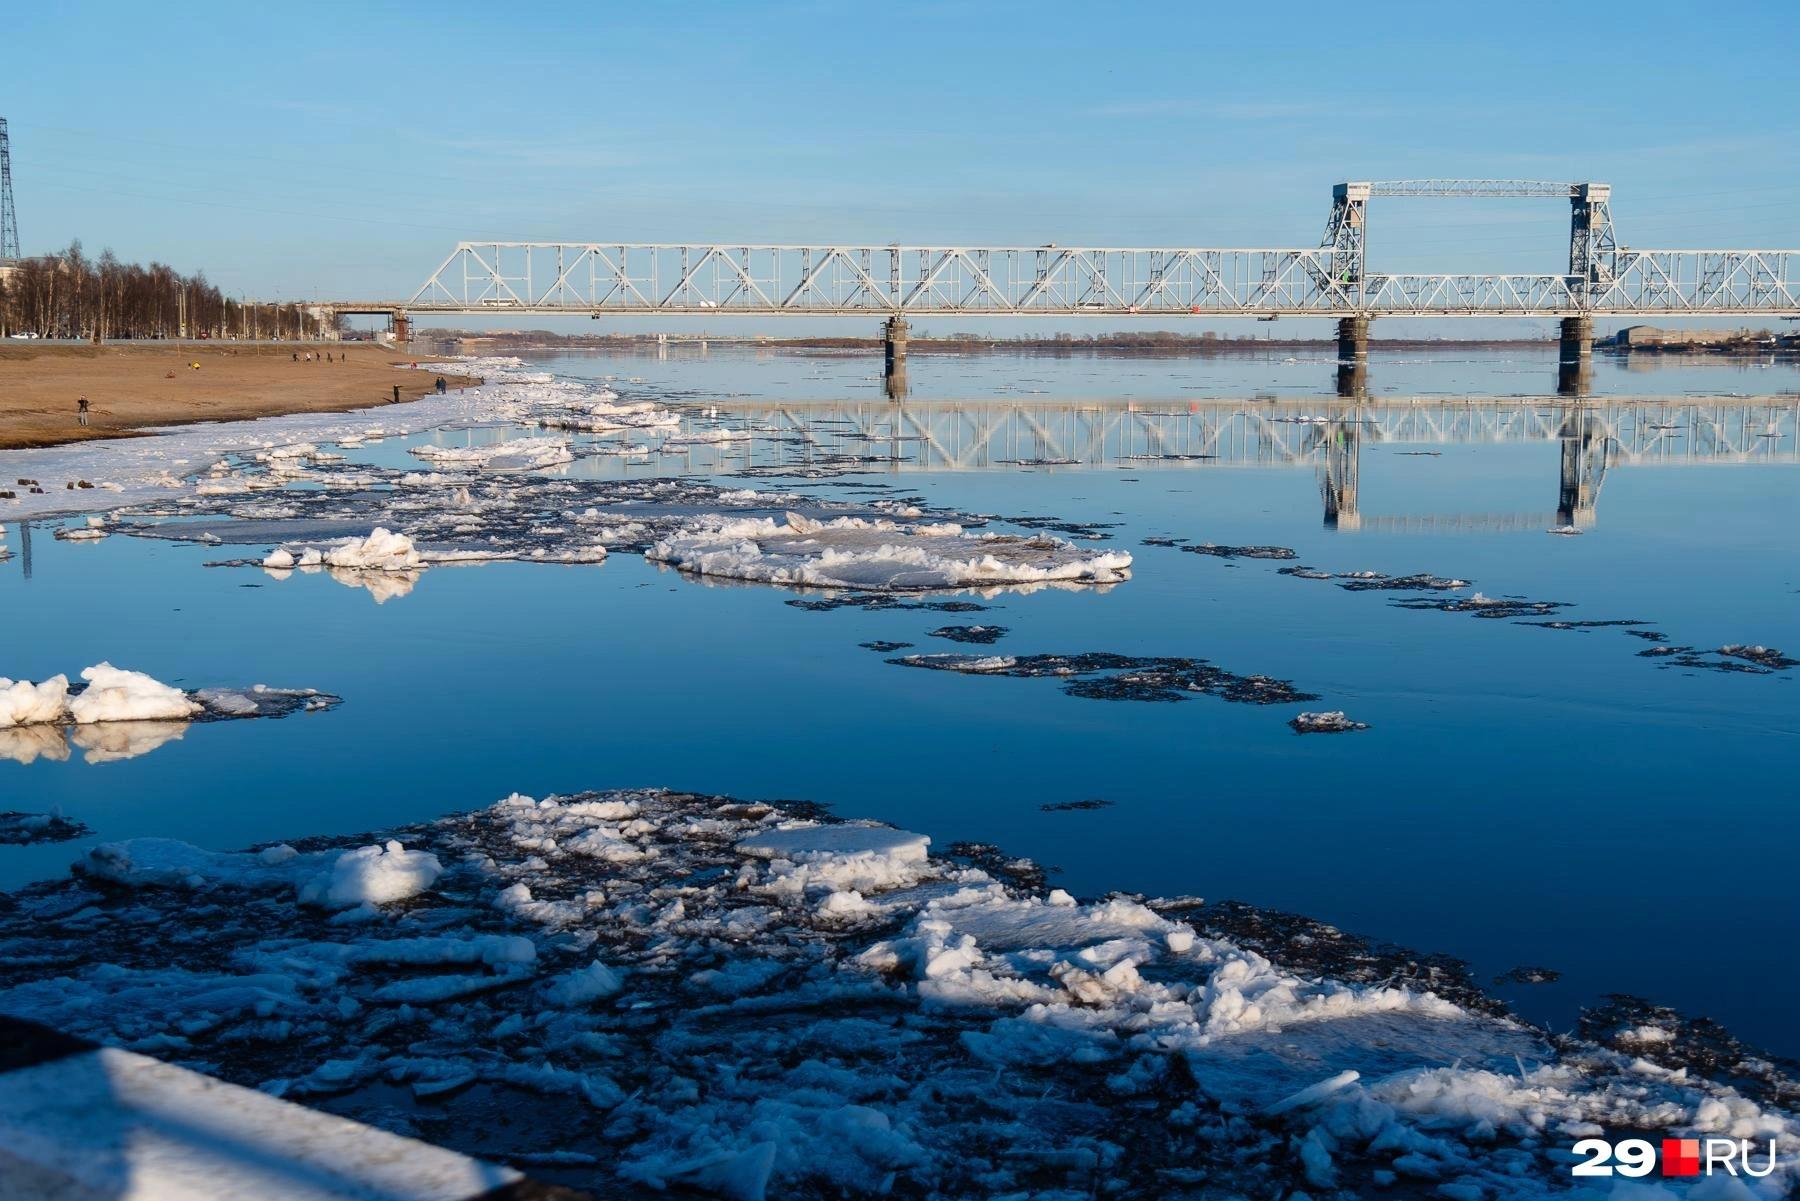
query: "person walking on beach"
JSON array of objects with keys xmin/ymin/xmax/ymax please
[
  {"xmin": 435, "ymin": 376, "xmax": 447, "ymax": 394},
  {"xmin": 76, "ymin": 397, "xmax": 90, "ymax": 427}
]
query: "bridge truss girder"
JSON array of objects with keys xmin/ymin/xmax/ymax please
[{"xmin": 402, "ymin": 241, "xmax": 1800, "ymax": 318}]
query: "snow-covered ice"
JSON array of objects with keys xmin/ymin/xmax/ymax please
[
  {"xmin": 67, "ymin": 663, "xmax": 202, "ymax": 724},
  {"xmin": 0, "ymin": 674, "xmax": 71, "ymax": 728},
  {"xmin": 649, "ymin": 511, "xmax": 1132, "ymax": 590},
  {"xmin": 322, "ymin": 528, "xmax": 424, "ymax": 573}
]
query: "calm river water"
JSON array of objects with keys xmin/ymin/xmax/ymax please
[{"xmin": 3, "ymin": 345, "xmax": 1796, "ymax": 1056}]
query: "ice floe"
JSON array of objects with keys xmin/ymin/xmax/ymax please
[
  {"xmin": 67, "ymin": 663, "xmax": 203, "ymax": 724},
  {"xmin": 0, "ymin": 787, "xmax": 1791, "ymax": 1199},
  {"xmin": 0, "ymin": 810, "xmax": 91, "ymax": 845},
  {"xmin": 322, "ymin": 528, "xmax": 425, "ymax": 573},
  {"xmin": 0, "ymin": 664, "xmax": 340, "ymax": 764},
  {"xmin": 892, "ymin": 651, "xmax": 1318, "ymax": 705},
  {"xmin": 1288, "ymin": 710, "xmax": 1370, "ymax": 734},
  {"xmin": 648, "ymin": 511, "xmax": 1132, "ymax": 591}
]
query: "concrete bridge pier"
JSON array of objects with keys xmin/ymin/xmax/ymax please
[
  {"xmin": 1335, "ymin": 316, "xmax": 1370, "ymax": 396},
  {"xmin": 883, "ymin": 315, "xmax": 909, "ymax": 400},
  {"xmin": 1557, "ymin": 315, "xmax": 1594, "ymax": 396},
  {"xmin": 1336, "ymin": 316, "xmax": 1371, "ymax": 363}
]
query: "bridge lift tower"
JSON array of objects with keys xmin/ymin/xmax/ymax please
[{"xmin": 1320, "ymin": 179, "xmax": 1616, "ymax": 388}]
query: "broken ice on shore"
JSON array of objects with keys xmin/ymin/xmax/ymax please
[
  {"xmin": 0, "ymin": 787, "xmax": 1791, "ymax": 1199},
  {"xmin": 648, "ymin": 511, "xmax": 1132, "ymax": 591}
]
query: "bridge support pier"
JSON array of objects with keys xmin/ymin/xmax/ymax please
[
  {"xmin": 1557, "ymin": 315, "xmax": 1593, "ymax": 396},
  {"xmin": 883, "ymin": 315, "xmax": 909, "ymax": 400},
  {"xmin": 1336, "ymin": 316, "xmax": 1370, "ymax": 396},
  {"xmin": 1336, "ymin": 316, "xmax": 1370, "ymax": 362}
]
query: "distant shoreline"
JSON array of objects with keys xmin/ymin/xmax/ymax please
[{"xmin": 427, "ymin": 330, "xmax": 1800, "ymax": 358}]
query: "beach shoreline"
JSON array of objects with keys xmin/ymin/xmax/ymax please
[{"xmin": 0, "ymin": 343, "xmax": 476, "ymax": 450}]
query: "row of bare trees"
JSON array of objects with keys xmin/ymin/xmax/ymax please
[{"xmin": 0, "ymin": 242, "xmax": 331, "ymax": 341}]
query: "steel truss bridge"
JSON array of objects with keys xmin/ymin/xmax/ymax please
[
  {"xmin": 365, "ymin": 180, "xmax": 1800, "ymax": 320},
  {"xmin": 646, "ymin": 397, "xmax": 1797, "ymax": 531}
]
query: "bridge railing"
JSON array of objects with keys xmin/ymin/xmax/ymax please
[{"xmin": 404, "ymin": 241, "xmax": 1800, "ymax": 317}]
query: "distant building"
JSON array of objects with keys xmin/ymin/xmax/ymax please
[{"xmin": 1612, "ymin": 325, "xmax": 1761, "ymax": 348}]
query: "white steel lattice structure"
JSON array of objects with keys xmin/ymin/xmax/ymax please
[{"xmin": 387, "ymin": 180, "xmax": 1800, "ymax": 319}]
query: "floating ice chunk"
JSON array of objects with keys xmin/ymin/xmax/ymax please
[
  {"xmin": 737, "ymin": 822, "xmax": 932, "ymax": 897},
  {"xmin": 77, "ymin": 837, "xmax": 314, "ymax": 891},
  {"xmin": 69, "ymin": 663, "xmax": 201, "ymax": 724},
  {"xmin": 298, "ymin": 841, "xmax": 442, "ymax": 909},
  {"xmin": 1288, "ymin": 710, "xmax": 1370, "ymax": 734},
  {"xmin": 0, "ymin": 810, "xmax": 91, "ymax": 845},
  {"xmin": 323, "ymin": 528, "xmax": 423, "ymax": 573},
  {"xmin": 191, "ymin": 685, "xmax": 341, "ymax": 720},
  {"xmin": 410, "ymin": 436, "xmax": 573, "ymax": 472},
  {"xmin": 649, "ymin": 512, "xmax": 1131, "ymax": 591},
  {"xmin": 0, "ymin": 674, "xmax": 71, "ymax": 728},
  {"xmin": 1265, "ymin": 1069, "xmax": 1362, "ymax": 1115},
  {"xmin": 663, "ymin": 1142, "xmax": 777, "ymax": 1201},
  {"xmin": 544, "ymin": 959, "xmax": 626, "ymax": 1005},
  {"xmin": 263, "ymin": 548, "xmax": 296, "ymax": 569}
]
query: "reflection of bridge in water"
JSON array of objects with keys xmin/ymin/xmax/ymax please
[{"xmin": 686, "ymin": 397, "xmax": 1797, "ymax": 532}]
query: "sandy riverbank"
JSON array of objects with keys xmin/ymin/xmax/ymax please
[{"xmin": 0, "ymin": 344, "xmax": 476, "ymax": 450}]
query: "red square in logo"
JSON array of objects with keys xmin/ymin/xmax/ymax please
[{"xmin": 1662, "ymin": 1138, "xmax": 1701, "ymax": 1177}]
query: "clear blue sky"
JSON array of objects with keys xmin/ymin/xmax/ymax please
[{"xmin": 7, "ymin": 0, "xmax": 1798, "ymax": 334}]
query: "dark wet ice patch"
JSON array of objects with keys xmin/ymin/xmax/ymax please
[
  {"xmin": 1287, "ymin": 711, "xmax": 1370, "ymax": 734},
  {"xmin": 857, "ymin": 640, "xmax": 913, "ymax": 653},
  {"xmin": 191, "ymin": 686, "xmax": 343, "ymax": 721},
  {"xmin": 1494, "ymin": 965, "xmax": 1561, "ymax": 986},
  {"xmin": 1275, "ymin": 567, "xmax": 1473, "ymax": 591},
  {"xmin": 1040, "ymin": 799, "xmax": 1114, "ymax": 812},
  {"xmin": 928, "ymin": 624, "xmax": 1008, "ymax": 645},
  {"xmin": 1638, "ymin": 644, "xmax": 1797, "ymax": 674},
  {"xmin": 1181, "ymin": 543, "xmax": 1298, "ymax": 561},
  {"xmin": 1581, "ymin": 995, "xmax": 1799, "ymax": 1109},
  {"xmin": 997, "ymin": 515, "xmax": 1121, "ymax": 540},
  {"xmin": 1392, "ymin": 594, "xmax": 1572, "ymax": 620},
  {"xmin": 0, "ymin": 811, "xmax": 92, "ymax": 845},
  {"xmin": 787, "ymin": 594, "xmax": 989, "ymax": 613},
  {"xmin": 1516, "ymin": 619, "xmax": 1652, "ymax": 633},
  {"xmin": 889, "ymin": 652, "xmax": 1318, "ymax": 705},
  {"xmin": 1335, "ymin": 572, "xmax": 1472, "ymax": 592}
]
